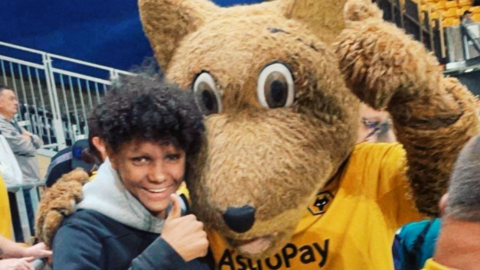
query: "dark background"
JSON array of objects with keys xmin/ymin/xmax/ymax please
[{"xmin": 0, "ymin": 0, "xmax": 264, "ymax": 71}]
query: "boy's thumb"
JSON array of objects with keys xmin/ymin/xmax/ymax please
[{"xmin": 166, "ymin": 193, "xmax": 182, "ymax": 221}]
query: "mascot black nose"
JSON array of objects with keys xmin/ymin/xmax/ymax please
[{"xmin": 223, "ymin": 205, "xmax": 256, "ymax": 233}]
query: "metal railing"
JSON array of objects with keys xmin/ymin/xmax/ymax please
[
  {"xmin": 0, "ymin": 41, "xmax": 134, "ymax": 150},
  {"xmin": 7, "ymin": 182, "xmax": 45, "ymax": 242}
]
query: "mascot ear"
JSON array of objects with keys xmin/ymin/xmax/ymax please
[
  {"xmin": 139, "ymin": 0, "xmax": 219, "ymax": 70},
  {"xmin": 277, "ymin": 0, "xmax": 348, "ymax": 43}
]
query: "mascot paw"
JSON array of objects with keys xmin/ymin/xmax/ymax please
[
  {"xmin": 36, "ymin": 168, "xmax": 89, "ymax": 247},
  {"xmin": 335, "ymin": 8, "xmax": 440, "ymax": 109}
]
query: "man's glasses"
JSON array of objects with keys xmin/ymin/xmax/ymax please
[{"xmin": 361, "ymin": 118, "xmax": 381, "ymax": 138}]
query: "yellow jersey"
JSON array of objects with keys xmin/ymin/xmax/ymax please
[
  {"xmin": 422, "ymin": 259, "xmax": 451, "ymax": 270},
  {"xmin": 0, "ymin": 173, "xmax": 13, "ymax": 239},
  {"xmin": 208, "ymin": 143, "xmax": 424, "ymax": 270},
  {"xmin": 90, "ymin": 170, "xmax": 97, "ymax": 180}
]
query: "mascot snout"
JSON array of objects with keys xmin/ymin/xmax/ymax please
[{"xmin": 223, "ymin": 205, "xmax": 256, "ymax": 233}]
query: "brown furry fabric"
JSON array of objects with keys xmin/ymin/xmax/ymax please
[
  {"xmin": 35, "ymin": 169, "xmax": 89, "ymax": 247},
  {"xmin": 344, "ymin": 0, "xmax": 383, "ymax": 22},
  {"xmin": 140, "ymin": 0, "xmax": 220, "ymax": 69},
  {"xmin": 278, "ymin": 0, "xmax": 348, "ymax": 44},
  {"xmin": 36, "ymin": 0, "xmax": 479, "ymax": 259}
]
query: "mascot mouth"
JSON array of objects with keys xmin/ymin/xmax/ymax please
[{"xmin": 230, "ymin": 233, "xmax": 278, "ymax": 255}]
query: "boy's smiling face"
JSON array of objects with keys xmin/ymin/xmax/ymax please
[{"xmin": 110, "ymin": 139, "xmax": 186, "ymax": 218}]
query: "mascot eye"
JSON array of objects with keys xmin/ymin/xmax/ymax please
[
  {"xmin": 257, "ymin": 63, "xmax": 295, "ymax": 109},
  {"xmin": 193, "ymin": 72, "xmax": 222, "ymax": 116}
]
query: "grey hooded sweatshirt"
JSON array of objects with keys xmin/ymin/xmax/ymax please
[{"xmin": 52, "ymin": 159, "xmax": 212, "ymax": 270}]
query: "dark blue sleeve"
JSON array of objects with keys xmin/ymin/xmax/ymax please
[
  {"xmin": 45, "ymin": 160, "xmax": 72, "ymax": 187},
  {"xmin": 52, "ymin": 220, "xmax": 103, "ymax": 270},
  {"xmin": 130, "ymin": 238, "xmax": 212, "ymax": 270},
  {"xmin": 45, "ymin": 148, "xmax": 72, "ymax": 187}
]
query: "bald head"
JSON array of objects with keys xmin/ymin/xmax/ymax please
[{"xmin": 447, "ymin": 135, "xmax": 480, "ymax": 221}]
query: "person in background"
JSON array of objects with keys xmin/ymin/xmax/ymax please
[
  {"xmin": 52, "ymin": 73, "xmax": 212, "ymax": 269},
  {"xmin": 460, "ymin": 10, "xmax": 480, "ymax": 57},
  {"xmin": 421, "ymin": 135, "xmax": 480, "ymax": 269},
  {"xmin": 357, "ymin": 103, "xmax": 396, "ymax": 143},
  {"xmin": 45, "ymin": 104, "xmax": 107, "ymax": 188},
  {"xmin": 0, "ymin": 85, "xmax": 43, "ymax": 183},
  {"xmin": 461, "ymin": 10, "xmax": 474, "ymax": 25},
  {"xmin": 0, "ymin": 234, "xmax": 51, "ymax": 270},
  {"xmin": 0, "ymin": 85, "xmax": 43, "ymax": 241},
  {"xmin": 396, "ymin": 134, "xmax": 480, "ymax": 270}
]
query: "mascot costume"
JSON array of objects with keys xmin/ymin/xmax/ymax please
[{"xmin": 36, "ymin": 0, "xmax": 479, "ymax": 269}]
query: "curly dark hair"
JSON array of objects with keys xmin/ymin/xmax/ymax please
[{"xmin": 98, "ymin": 73, "xmax": 205, "ymax": 158}]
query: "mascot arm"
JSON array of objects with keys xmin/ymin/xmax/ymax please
[
  {"xmin": 35, "ymin": 169, "xmax": 90, "ymax": 247},
  {"xmin": 336, "ymin": 0, "xmax": 479, "ymax": 216}
]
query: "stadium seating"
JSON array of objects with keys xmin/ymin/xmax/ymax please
[
  {"xmin": 445, "ymin": 1, "xmax": 458, "ymax": 9},
  {"xmin": 411, "ymin": 0, "xmax": 480, "ymax": 27},
  {"xmin": 459, "ymin": 0, "xmax": 473, "ymax": 7},
  {"xmin": 443, "ymin": 17, "xmax": 461, "ymax": 26},
  {"xmin": 434, "ymin": 1, "xmax": 447, "ymax": 10},
  {"xmin": 391, "ymin": 0, "xmax": 476, "ymax": 26},
  {"xmin": 430, "ymin": 11, "xmax": 440, "ymax": 19},
  {"xmin": 443, "ymin": 7, "xmax": 459, "ymax": 17},
  {"xmin": 471, "ymin": 6, "xmax": 480, "ymax": 13}
]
